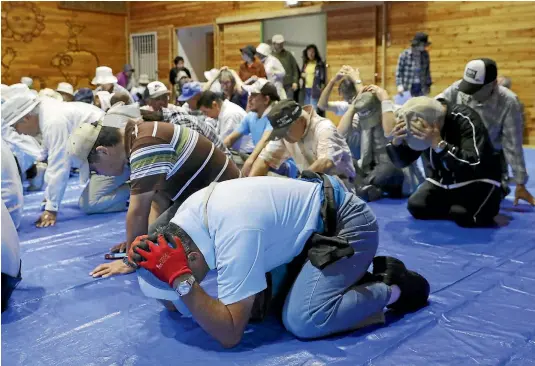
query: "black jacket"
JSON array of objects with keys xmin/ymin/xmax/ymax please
[{"xmin": 386, "ymin": 99, "xmax": 502, "ymax": 187}]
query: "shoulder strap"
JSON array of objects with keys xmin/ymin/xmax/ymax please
[{"xmin": 202, "ymin": 182, "xmax": 218, "ymax": 238}]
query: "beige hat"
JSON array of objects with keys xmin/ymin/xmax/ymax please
[
  {"xmin": 397, "ymin": 96, "xmax": 445, "ymax": 151},
  {"xmin": 272, "ymin": 34, "xmax": 285, "ymax": 44},
  {"xmin": 67, "ymin": 122, "xmax": 102, "ymax": 183},
  {"xmin": 353, "ymin": 92, "xmax": 382, "ymax": 130},
  {"xmin": 56, "ymin": 82, "xmax": 74, "ymax": 96},
  {"xmin": 91, "ymin": 66, "xmax": 118, "ymax": 85},
  {"xmin": 102, "ymin": 102, "xmax": 141, "ymax": 128},
  {"xmin": 147, "ymin": 81, "xmax": 170, "ymax": 98},
  {"xmin": 38, "ymin": 88, "xmax": 63, "ymax": 101},
  {"xmin": 138, "ymin": 74, "xmax": 150, "ymax": 85},
  {"xmin": 256, "ymin": 43, "xmax": 272, "ymax": 57},
  {"xmin": 1, "ymin": 92, "xmax": 41, "ymax": 127}
]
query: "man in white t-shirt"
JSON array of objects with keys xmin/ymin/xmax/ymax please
[
  {"xmin": 250, "ymin": 100, "xmax": 356, "ymax": 182},
  {"xmin": 197, "ymin": 90, "xmax": 254, "ymax": 155},
  {"xmin": 128, "ymin": 176, "xmax": 429, "ymax": 347}
]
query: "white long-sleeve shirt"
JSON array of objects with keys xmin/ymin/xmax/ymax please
[
  {"xmin": 1, "ymin": 138, "xmax": 23, "ymax": 228},
  {"xmin": 263, "ymin": 55, "xmax": 287, "ymax": 99},
  {"xmin": 39, "ymin": 99, "xmax": 105, "ymax": 212}
]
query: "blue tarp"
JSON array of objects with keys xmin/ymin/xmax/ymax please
[{"xmin": 3, "ymin": 149, "xmax": 535, "ymax": 365}]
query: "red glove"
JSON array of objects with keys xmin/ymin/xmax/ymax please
[
  {"xmin": 131, "ymin": 234, "xmax": 192, "ymax": 286},
  {"xmin": 127, "ymin": 235, "xmax": 149, "ymax": 265}
]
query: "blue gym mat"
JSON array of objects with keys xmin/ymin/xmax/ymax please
[{"xmin": 3, "ymin": 149, "xmax": 535, "ymax": 366}]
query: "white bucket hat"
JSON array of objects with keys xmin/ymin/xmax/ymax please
[
  {"xmin": 56, "ymin": 82, "xmax": 74, "ymax": 96},
  {"xmin": 102, "ymin": 102, "xmax": 141, "ymax": 128},
  {"xmin": 147, "ymin": 81, "xmax": 170, "ymax": 98},
  {"xmin": 2, "ymin": 92, "xmax": 41, "ymax": 127},
  {"xmin": 256, "ymin": 43, "xmax": 272, "ymax": 57},
  {"xmin": 138, "ymin": 74, "xmax": 150, "ymax": 85},
  {"xmin": 2, "ymin": 83, "xmax": 30, "ymax": 100},
  {"xmin": 20, "ymin": 77, "xmax": 33, "ymax": 88},
  {"xmin": 91, "ymin": 66, "xmax": 118, "ymax": 85},
  {"xmin": 38, "ymin": 88, "xmax": 63, "ymax": 101}
]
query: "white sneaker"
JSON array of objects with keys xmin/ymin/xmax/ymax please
[{"xmin": 27, "ymin": 162, "xmax": 47, "ymax": 191}]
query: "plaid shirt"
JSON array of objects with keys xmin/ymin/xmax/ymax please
[
  {"xmin": 162, "ymin": 108, "xmax": 231, "ymax": 157},
  {"xmin": 438, "ymin": 81, "xmax": 528, "ymax": 185},
  {"xmin": 396, "ymin": 48, "xmax": 432, "ymax": 92}
]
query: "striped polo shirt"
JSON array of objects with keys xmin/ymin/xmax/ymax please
[{"xmin": 124, "ymin": 121, "xmax": 241, "ymax": 201}]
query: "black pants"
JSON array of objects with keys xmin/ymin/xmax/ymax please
[
  {"xmin": 355, "ymin": 163, "xmax": 405, "ymax": 198},
  {"xmin": 2, "ymin": 263, "xmax": 22, "ymax": 313},
  {"xmin": 407, "ymin": 181, "xmax": 502, "ymax": 227}
]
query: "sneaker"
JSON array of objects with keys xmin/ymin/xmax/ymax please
[
  {"xmin": 372, "ymin": 256, "xmax": 430, "ymax": 313},
  {"xmin": 357, "ymin": 185, "xmax": 383, "ymax": 202},
  {"xmin": 27, "ymin": 162, "xmax": 47, "ymax": 191}
]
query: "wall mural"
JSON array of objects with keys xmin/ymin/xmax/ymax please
[
  {"xmin": 50, "ymin": 20, "xmax": 100, "ymax": 88},
  {"xmin": 1, "ymin": 47, "xmax": 17, "ymax": 81},
  {"xmin": 1, "ymin": 2, "xmax": 45, "ymax": 43}
]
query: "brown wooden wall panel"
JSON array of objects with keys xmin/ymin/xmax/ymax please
[
  {"xmin": 219, "ymin": 21, "xmax": 261, "ymax": 71},
  {"xmin": 1, "ymin": 1, "xmax": 126, "ymax": 90},
  {"xmin": 325, "ymin": 6, "xmax": 376, "ymax": 124}
]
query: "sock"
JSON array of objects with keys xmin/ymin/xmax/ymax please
[{"xmin": 387, "ymin": 284, "xmax": 401, "ymax": 305}]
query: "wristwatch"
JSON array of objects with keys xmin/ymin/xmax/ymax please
[
  {"xmin": 175, "ymin": 275, "xmax": 196, "ymax": 297},
  {"xmin": 434, "ymin": 140, "xmax": 448, "ymax": 153}
]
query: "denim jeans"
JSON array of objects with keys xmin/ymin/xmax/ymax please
[
  {"xmin": 304, "ymin": 88, "xmax": 318, "ymax": 110},
  {"xmin": 281, "ymin": 192, "xmax": 390, "ymax": 339}
]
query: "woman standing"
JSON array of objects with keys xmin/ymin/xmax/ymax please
[{"xmin": 301, "ymin": 44, "xmax": 326, "ymax": 111}]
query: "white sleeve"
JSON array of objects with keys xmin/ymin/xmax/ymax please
[
  {"xmin": 43, "ymin": 123, "xmax": 72, "ymax": 212},
  {"xmin": 330, "ymin": 101, "xmax": 350, "ymax": 116},
  {"xmin": 1, "ymin": 201, "xmax": 20, "ymax": 278}
]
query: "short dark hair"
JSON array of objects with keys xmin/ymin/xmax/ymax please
[
  {"xmin": 87, "ymin": 122, "xmax": 122, "ymax": 164},
  {"xmin": 156, "ymin": 222, "xmax": 197, "ymax": 254},
  {"xmin": 110, "ymin": 92, "xmax": 132, "ymax": 106},
  {"xmin": 197, "ymin": 90, "xmax": 223, "ymax": 109},
  {"xmin": 260, "ymin": 83, "xmax": 280, "ymax": 104},
  {"xmin": 174, "ymin": 56, "xmax": 184, "ymax": 65},
  {"xmin": 338, "ymin": 78, "xmax": 357, "ymax": 99}
]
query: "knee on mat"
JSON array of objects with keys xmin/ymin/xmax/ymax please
[
  {"xmin": 282, "ymin": 314, "xmax": 316, "ymax": 340},
  {"xmin": 407, "ymin": 195, "xmax": 429, "ymax": 219},
  {"xmin": 78, "ymin": 197, "xmax": 108, "ymax": 215}
]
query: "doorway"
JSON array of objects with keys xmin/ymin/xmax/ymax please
[{"xmin": 177, "ymin": 25, "xmax": 214, "ymax": 81}]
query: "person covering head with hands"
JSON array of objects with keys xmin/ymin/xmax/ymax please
[
  {"xmin": 250, "ymin": 99, "xmax": 356, "ymax": 183},
  {"xmin": 129, "ymin": 174, "xmax": 430, "ymax": 348},
  {"xmin": 203, "ymin": 66, "xmax": 248, "ymax": 110},
  {"xmin": 2, "ymin": 91, "xmax": 104, "ymax": 227},
  {"xmin": 385, "ymin": 96, "xmax": 502, "ymax": 227},
  {"xmin": 318, "ymin": 65, "xmax": 363, "ymax": 117},
  {"xmin": 437, "ymin": 58, "xmax": 533, "ymax": 207},
  {"xmin": 76, "ymin": 112, "xmax": 241, "ymax": 278}
]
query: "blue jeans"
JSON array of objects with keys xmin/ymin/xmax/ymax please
[
  {"xmin": 281, "ymin": 192, "xmax": 390, "ymax": 339},
  {"xmin": 304, "ymin": 88, "xmax": 318, "ymax": 109}
]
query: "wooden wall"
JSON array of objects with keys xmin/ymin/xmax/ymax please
[
  {"xmin": 129, "ymin": 1, "xmax": 535, "ymax": 143},
  {"xmin": 1, "ymin": 1, "xmax": 127, "ymax": 90}
]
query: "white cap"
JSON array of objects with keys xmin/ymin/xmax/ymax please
[
  {"xmin": 2, "ymin": 83, "xmax": 30, "ymax": 100},
  {"xmin": 138, "ymin": 74, "xmax": 150, "ymax": 84},
  {"xmin": 20, "ymin": 77, "xmax": 33, "ymax": 87},
  {"xmin": 272, "ymin": 34, "xmax": 285, "ymax": 44},
  {"xmin": 242, "ymin": 78, "xmax": 269, "ymax": 94},
  {"xmin": 1, "ymin": 92, "xmax": 40, "ymax": 127},
  {"xmin": 95, "ymin": 91, "xmax": 112, "ymax": 111},
  {"xmin": 102, "ymin": 102, "xmax": 141, "ymax": 128},
  {"xmin": 67, "ymin": 122, "xmax": 103, "ymax": 183},
  {"xmin": 147, "ymin": 81, "xmax": 170, "ymax": 98},
  {"xmin": 256, "ymin": 43, "xmax": 272, "ymax": 57},
  {"xmin": 56, "ymin": 82, "xmax": 74, "ymax": 96},
  {"xmin": 91, "ymin": 66, "xmax": 118, "ymax": 85},
  {"xmin": 38, "ymin": 88, "xmax": 63, "ymax": 101}
]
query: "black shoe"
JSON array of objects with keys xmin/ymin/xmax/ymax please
[
  {"xmin": 358, "ymin": 185, "xmax": 383, "ymax": 202},
  {"xmin": 372, "ymin": 256, "xmax": 407, "ymax": 280}
]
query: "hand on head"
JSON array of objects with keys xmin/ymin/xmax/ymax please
[
  {"xmin": 388, "ymin": 119, "xmax": 407, "ymax": 146},
  {"xmin": 363, "ymin": 84, "xmax": 389, "ymax": 102}
]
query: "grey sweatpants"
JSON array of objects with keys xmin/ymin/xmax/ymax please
[{"xmin": 78, "ymin": 167, "xmax": 130, "ymax": 214}]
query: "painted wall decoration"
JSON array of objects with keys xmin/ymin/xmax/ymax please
[
  {"xmin": 1, "ymin": 2, "xmax": 45, "ymax": 43},
  {"xmin": 1, "ymin": 47, "xmax": 18, "ymax": 81},
  {"xmin": 50, "ymin": 20, "xmax": 100, "ymax": 88}
]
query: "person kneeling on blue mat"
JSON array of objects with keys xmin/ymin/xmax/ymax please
[
  {"xmin": 385, "ymin": 96, "xmax": 503, "ymax": 227},
  {"xmin": 126, "ymin": 174, "xmax": 430, "ymax": 348}
]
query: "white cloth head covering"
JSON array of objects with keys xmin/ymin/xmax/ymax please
[
  {"xmin": 20, "ymin": 77, "xmax": 33, "ymax": 88},
  {"xmin": 95, "ymin": 91, "xmax": 112, "ymax": 111},
  {"xmin": 102, "ymin": 102, "xmax": 141, "ymax": 128},
  {"xmin": 2, "ymin": 83, "xmax": 30, "ymax": 100}
]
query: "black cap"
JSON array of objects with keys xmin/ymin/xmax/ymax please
[
  {"xmin": 458, "ymin": 58, "xmax": 498, "ymax": 95},
  {"xmin": 267, "ymin": 100, "xmax": 302, "ymax": 140},
  {"xmin": 411, "ymin": 32, "xmax": 431, "ymax": 46}
]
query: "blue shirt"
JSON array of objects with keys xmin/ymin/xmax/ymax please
[
  {"xmin": 236, "ymin": 112, "xmax": 273, "ymax": 144},
  {"xmin": 171, "ymin": 177, "xmax": 323, "ymax": 305}
]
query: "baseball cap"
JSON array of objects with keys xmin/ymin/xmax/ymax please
[
  {"xmin": 397, "ymin": 96, "xmax": 445, "ymax": 151},
  {"xmin": 353, "ymin": 92, "xmax": 382, "ymax": 130},
  {"xmin": 147, "ymin": 81, "xmax": 170, "ymax": 98},
  {"xmin": 267, "ymin": 100, "xmax": 303, "ymax": 140},
  {"xmin": 272, "ymin": 34, "xmax": 285, "ymax": 44},
  {"xmin": 2, "ymin": 92, "xmax": 40, "ymax": 127},
  {"xmin": 411, "ymin": 32, "xmax": 431, "ymax": 46},
  {"xmin": 458, "ymin": 58, "xmax": 497, "ymax": 95},
  {"xmin": 178, "ymin": 82, "xmax": 202, "ymax": 101},
  {"xmin": 67, "ymin": 122, "xmax": 103, "ymax": 183},
  {"xmin": 256, "ymin": 43, "xmax": 272, "ymax": 57},
  {"xmin": 102, "ymin": 102, "xmax": 141, "ymax": 128}
]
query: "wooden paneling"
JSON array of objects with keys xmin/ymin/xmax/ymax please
[
  {"xmin": 325, "ymin": 6, "xmax": 377, "ymax": 124},
  {"xmin": 219, "ymin": 21, "xmax": 262, "ymax": 70},
  {"xmin": 385, "ymin": 1, "xmax": 535, "ymax": 144},
  {"xmin": 1, "ymin": 1, "xmax": 127, "ymax": 90}
]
